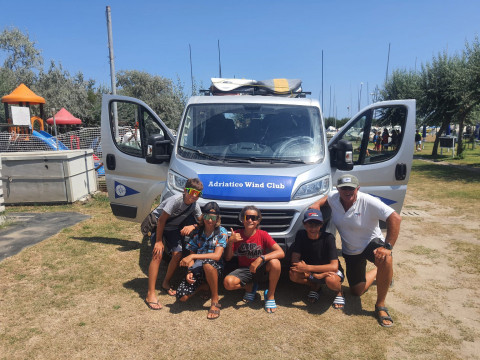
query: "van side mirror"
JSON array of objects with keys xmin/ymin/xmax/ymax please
[
  {"xmin": 146, "ymin": 134, "xmax": 172, "ymax": 164},
  {"xmin": 330, "ymin": 139, "xmax": 354, "ymax": 171}
]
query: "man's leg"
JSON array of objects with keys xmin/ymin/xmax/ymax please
[{"xmin": 374, "ymin": 255, "xmax": 394, "ymax": 326}]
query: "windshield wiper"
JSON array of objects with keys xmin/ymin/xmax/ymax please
[
  {"xmin": 246, "ymin": 157, "xmax": 306, "ymax": 164},
  {"xmin": 179, "ymin": 146, "xmax": 225, "ymax": 161}
]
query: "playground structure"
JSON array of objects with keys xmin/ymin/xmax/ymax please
[{"xmin": 1, "ymin": 84, "xmax": 104, "ymax": 176}]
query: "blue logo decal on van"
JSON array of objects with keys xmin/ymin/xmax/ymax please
[
  {"xmin": 198, "ymin": 174, "xmax": 295, "ymax": 201},
  {"xmin": 368, "ymin": 194, "xmax": 397, "ymax": 206},
  {"xmin": 114, "ymin": 181, "xmax": 139, "ymax": 198}
]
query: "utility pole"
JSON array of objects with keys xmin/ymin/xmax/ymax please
[
  {"xmin": 106, "ymin": 6, "xmax": 118, "ymax": 138},
  {"xmin": 189, "ymin": 44, "xmax": 194, "ymax": 95}
]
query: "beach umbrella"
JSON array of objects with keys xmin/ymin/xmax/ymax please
[
  {"xmin": 476, "ymin": 124, "xmax": 480, "ymax": 140},
  {"xmin": 446, "ymin": 124, "xmax": 451, "ymax": 135},
  {"xmin": 422, "ymin": 125, "xmax": 427, "ymax": 138}
]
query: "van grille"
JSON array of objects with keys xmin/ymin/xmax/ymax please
[{"xmin": 218, "ymin": 207, "xmax": 295, "ymax": 234}]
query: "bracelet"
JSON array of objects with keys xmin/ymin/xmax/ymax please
[
  {"xmin": 260, "ymin": 255, "xmax": 266, "ymax": 264},
  {"xmin": 308, "ymin": 274, "xmax": 315, "ymax": 281}
]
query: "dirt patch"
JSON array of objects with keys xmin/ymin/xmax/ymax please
[{"xmin": 387, "ymin": 189, "xmax": 480, "ymax": 358}]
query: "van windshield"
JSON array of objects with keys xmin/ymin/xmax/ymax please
[{"xmin": 177, "ymin": 103, "xmax": 325, "ymax": 164}]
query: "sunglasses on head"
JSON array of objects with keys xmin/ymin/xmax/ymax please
[
  {"xmin": 185, "ymin": 187, "xmax": 202, "ymax": 197},
  {"xmin": 244, "ymin": 214, "xmax": 259, "ymax": 222},
  {"xmin": 203, "ymin": 214, "xmax": 217, "ymax": 221}
]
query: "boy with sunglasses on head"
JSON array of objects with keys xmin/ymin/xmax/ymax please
[
  {"xmin": 144, "ymin": 178, "xmax": 203, "ymax": 310},
  {"xmin": 224, "ymin": 205, "xmax": 285, "ymax": 313},
  {"xmin": 176, "ymin": 202, "xmax": 227, "ymax": 319},
  {"xmin": 289, "ymin": 209, "xmax": 345, "ymax": 309}
]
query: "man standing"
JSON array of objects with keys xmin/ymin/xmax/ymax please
[{"xmin": 310, "ymin": 174, "xmax": 401, "ymax": 327}]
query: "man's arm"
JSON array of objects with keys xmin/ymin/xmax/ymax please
[
  {"xmin": 309, "ymin": 195, "xmax": 328, "ymax": 210},
  {"xmin": 385, "ymin": 211, "xmax": 401, "ymax": 247}
]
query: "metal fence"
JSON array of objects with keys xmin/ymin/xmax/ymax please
[{"xmin": 0, "ymin": 128, "xmax": 103, "ymax": 158}]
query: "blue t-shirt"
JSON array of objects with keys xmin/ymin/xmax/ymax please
[{"xmin": 186, "ymin": 226, "xmax": 228, "ymax": 254}]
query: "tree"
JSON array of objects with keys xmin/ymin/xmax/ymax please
[
  {"xmin": 0, "ymin": 27, "xmax": 44, "ymax": 122},
  {"xmin": 116, "ymin": 70, "xmax": 187, "ymax": 130},
  {"xmin": 35, "ymin": 61, "xmax": 101, "ymax": 127}
]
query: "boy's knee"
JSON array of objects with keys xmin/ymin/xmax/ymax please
[
  {"xmin": 223, "ymin": 276, "xmax": 237, "ymax": 290},
  {"xmin": 268, "ymin": 258, "xmax": 281, "ymax": 270}
]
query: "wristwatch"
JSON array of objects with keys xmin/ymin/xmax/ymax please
[{"xmin": 383, "ymin": 242, "xmax": 393, "ymax": 250}]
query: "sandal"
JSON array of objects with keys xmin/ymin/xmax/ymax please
[
  {"xmin": 161, "ymin": 286, "xmax": 176, "ymax": 297},
  {"xmin": 375, "ymin": 305, "xmax": 394, "ymax": 327},
  {"xmin": 264, "ymin": 290, "xmax": 277, "ymax": 313},
  {"xmin": 144, "ymin": 299, "xmax": 162, "ymax": 310},
  {"xmin": 243, "ymin": 282, "xmax": 258, "ymax": 303},
  {"xmin": 207, "ymin": 302, "xmax": 221, "ymax": 320},
  {"xmin": 307, "ymin": 290, "xmax": 320, "ymax": 303},
  {"xmin": 332, "ymin": 294, "xmax": 345, "ymax": 310}
]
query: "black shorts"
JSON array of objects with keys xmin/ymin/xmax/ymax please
[
  {"xmin": 226, "ymin": 262, "xmax": 268, "ymax": 287},
  {"xmin": 342, "ymin": 238, "xmax": 387, "ymax": 287}
]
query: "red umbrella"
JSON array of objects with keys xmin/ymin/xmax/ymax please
[{"xmin": 47, "ymin": 108, "xmax": 82, "ymax": 125}]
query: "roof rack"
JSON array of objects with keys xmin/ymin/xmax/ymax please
[{"xmin": 200, "ymin": 78, "xmax": 311, "ymax": 98}]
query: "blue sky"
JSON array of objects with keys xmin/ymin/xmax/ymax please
[{"xmin": 2, "ymin": 0, "xmax": 479, "ymax": 119}]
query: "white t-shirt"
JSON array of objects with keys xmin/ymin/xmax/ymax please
[{"xmin": 327, "ymin": 190, "xmax": 394, "ymax": 255}]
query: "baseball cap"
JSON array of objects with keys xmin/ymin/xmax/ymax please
[
  {"xmin": 203, "ymin": 201, "xmax": 220, "ymax": 215},
  {"xmin": 337, "ymin": 174, "xmax": 360, "ymax": 188},
  {"xmin": 303, "ymin": 209, "xmax": 324, "ymax": 223}
]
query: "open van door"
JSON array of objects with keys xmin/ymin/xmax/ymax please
[
  {"xmin": 329, "ymin": 100, "xmax": 416, "ymax": 214},
  {"xmin": 101, "ymin": 94, "xmax": 175, "ymax": 222}
]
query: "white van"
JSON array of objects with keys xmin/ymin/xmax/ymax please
[{"xmin": 101, "ymin": 79, "xmax": 415, "ymax": 251}]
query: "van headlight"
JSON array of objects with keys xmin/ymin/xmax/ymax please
[
  {"xmin": 293, "ymin": 176, "xmax": 330, "ymax": 200},
  {"xmin": 168, "ymin": 170, "xmax": 187, "ymax": 192}
]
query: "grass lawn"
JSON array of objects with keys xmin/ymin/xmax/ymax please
[
  {"xmin": 1, "ymin": 162, "xmax": 479, "ymax": 360},
  {"xmin": 417, "ymin": 138, "xmax": 480, "ymax": 167}
]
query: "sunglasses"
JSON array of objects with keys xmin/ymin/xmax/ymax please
[
  {"xmin": 185, "ymin": 187, "xmax": 202, "ymax": 197},
  {"xmin": 203, "ymin": 214, "xmax": 217, "ymax": 221},
  {"xmin": 244, "ymin": 214, "xmax": 259, "ymax": 222},
  {"xmin": 305, "ymin": 220, "xmax": 323, "ymax": 227},
  {"xmin": 338, "ymin": 186, "xmax": 356, "ymax": 192}
]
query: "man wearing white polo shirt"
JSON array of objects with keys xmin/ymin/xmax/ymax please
[{"xmin": 310, "ymin": 174, "xmax": 401, "ymax": 327}]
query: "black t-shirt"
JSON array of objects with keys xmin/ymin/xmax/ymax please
[{"xmin": 290, "ymin": 230, "xmax": 344, "ymax": 273}]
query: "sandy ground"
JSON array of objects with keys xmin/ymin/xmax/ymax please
[{"xmin": 386, "ymin": 188, "xmax": 480, "ymax": 358}]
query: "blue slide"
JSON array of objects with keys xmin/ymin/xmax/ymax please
[{"xmin": 32, "ymin": 130, "xmax": 69, "ymax": 150}]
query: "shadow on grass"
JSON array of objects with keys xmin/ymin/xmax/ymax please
[
  {"xmin": 72, "ymin": 236, "xmax": 141, "ymax": 251},
  {"xmin": 412, "ymin": 161, "xmax": 480, "ymax": 183}
]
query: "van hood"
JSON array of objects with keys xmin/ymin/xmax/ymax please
[{"xmin": 172, "ymin": 160, "xmax": 324, "ymax": 202}]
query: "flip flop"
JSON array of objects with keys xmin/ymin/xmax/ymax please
[
  {"xmin": 332, "ymin": 294, "xmax": 345, "ymax": 310},
  {"xmin": 144, "ymin": 299, "xmax": 162, "ymax": 310},
  {"xmin": 264, "ymin": 289, "xmax": 277, "ymax": 313},
  {"xmin": 307, "ymin": 290, "xmax": 320, "ymax": 303},
  {"xmin": 161, "ymin": 286, "xmax": 177, "ymax": 296},
  {"xmin": 243, "ymin": 282, "xmax": 258, "ymax": 303},
  {"xmin": 375, "ymin": 305, "xmax": 394, "ymax": 327}
]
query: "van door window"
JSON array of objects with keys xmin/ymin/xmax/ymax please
[
  {"xmin": 109, "ymin": 100, "xmax": 165, "ymax": 158},
  {"xmin": 335, "ymin": 105, "xmax": 407, "ymax": 165}
]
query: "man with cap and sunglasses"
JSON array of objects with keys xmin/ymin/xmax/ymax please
[{"xmin": 310, "ymin": 174, "xmax": 401, "ymax": 327}]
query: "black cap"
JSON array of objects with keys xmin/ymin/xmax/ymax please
[{"xmin": 203, "ymin": 202, "xmax": 220, "ymax": 215}]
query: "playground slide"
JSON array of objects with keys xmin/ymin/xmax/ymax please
[{"xmin": 32, "ymin": 130, "xmax": 69, "ymax": 150}]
